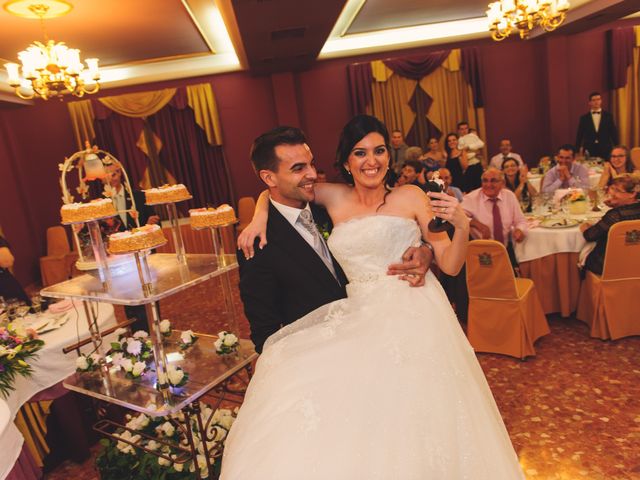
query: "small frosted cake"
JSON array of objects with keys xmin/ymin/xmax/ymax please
[
  {"xmin": 144, "ymin": 184, "xmax": 191, "ymax": 204},
  {"xmin": 61, "ymin": 199, "xmax": 116, "ymax": 223},
  {"xmin": 190, "ymin": 205, "xmax": 237, "ymax": 228},
  {"xmin": 108, "ymin": 225, "xmax": 166, "ymax": 254}
]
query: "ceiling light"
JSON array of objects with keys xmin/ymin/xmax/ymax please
[
  {"xmin": 486, "ymin": 0, "xmax": 570, "ymax": 41},
  {"xmin": 3, "ymin": 0, "xmax": 100, "ymax": 100}
]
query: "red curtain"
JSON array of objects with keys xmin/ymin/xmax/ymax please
[
  {"xmin": 347, "ymin": 63, "xmax": 374, "ymax": 116},
  {"xmin": 607, "ymin": 27, "xmax": 635, "ymax": 90},
  {"xmin": 383, "ymin": 51, "xmax": 451, "ymax": 80},
  {"xmin": 89, "ymin": 88, "xmax": 234, "ymax": 212}
]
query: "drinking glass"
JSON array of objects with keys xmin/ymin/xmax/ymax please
[
  {"xmin": 6, "ymin": 299, "xmax": 20, "ymax": 321},
  {"xmin": 31, "ymin": 295, "xmax": 43, "ymax": 315}
]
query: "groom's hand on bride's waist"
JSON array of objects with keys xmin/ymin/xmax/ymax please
[{"xmin": 386, "ymin": 244, "xmax": 433, "ymax": 287}]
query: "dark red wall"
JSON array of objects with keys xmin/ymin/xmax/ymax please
[{"xmin": 1, "ymin": 17, "xmax": 637, "ymax": 285}]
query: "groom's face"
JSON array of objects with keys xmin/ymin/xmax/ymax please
[{"xmin": 261, "ymin": 143, "xmax": 317, "ymax": 208}]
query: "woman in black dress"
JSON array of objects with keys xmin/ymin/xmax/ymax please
[{"xmin": 444, "ymin": 133, "xmax": 467, "ymax": 191}]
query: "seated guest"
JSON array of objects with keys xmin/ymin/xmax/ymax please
[
  {"xmin": 597, "ymin": 145, "xmax": 637, "ymax": 189},
  {"xmin": 0, "ymin": 235, "xmax": 30, "ymax": 304},
  {"xmin": 419, "ymin": 137, "xmax": 446, "ymax": 175},
  {"xmin": 398, "ymin": 160, "xmax": 426, "ymax": 189},
  {"xmin": 541, "ymin": 144, "xmax": 589, "ymax": 193},
  {"xmin": 580, "ymin": 174, "xmax": 640, "ymax": 275},
  {"xmin": 489, "ymin": 139, "xmax": 524, "ymax": 169},
  {"xmin": 461, "ymin": 168, "xmax": 528, "ymax": 246},
  {"xmin": 438, "ymin": 167, "xmax": 464, "ymax": 202},
  {"xmin": 501, "ymin": 158, "xmax": 537, "ymax": 209}
]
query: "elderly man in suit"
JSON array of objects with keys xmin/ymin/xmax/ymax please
[
  {"xmin": 575, "ymin": 91, "xmax": 618, "ymax": 160},
  {"xmin": 238, "ymin": 126, "xmax": 433, "ymax": 353}
]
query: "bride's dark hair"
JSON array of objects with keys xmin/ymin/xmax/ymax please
[{"xmin": 335, "ymin": 115, "xmax": 391, "ymax": 185}]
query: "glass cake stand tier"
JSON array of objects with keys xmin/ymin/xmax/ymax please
[
  {"xmin": 40, "ymin": 253, "xmax": 238, "ymax": 305},
  {"xmin": 63, "ymin": 334, "xmax": 257, "ymax": 417}
]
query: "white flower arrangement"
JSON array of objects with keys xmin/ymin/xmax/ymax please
[
  {"xmin": 97, "ymin": 404, "xmax": 238, "ymax": 478},
  {"xmin": 159, "ymin": 319, "xmax": 172, "ymax": 337},
  {"xmin": 114, "ymin": 430, "xmax": 141, "ymax": 455},
  {"xmin": 167, "ymin": 364, "xmax": 188, "ymax": 388},
  {"xmin": 76, "ymin": 353, "xmax": 101, "ymax": 372},
  {"xmin": 111, "ymin": 330, "xmax": 154, "ymax": 362},
  {"xmin": 156, "ymin": 364, "xmax": 189, "ymax": 388},
  {"xmin": 178, "ymin": 330, "xmax": 198, "ymax": 350},
  {"xmin": 214, "ymin": 331, "xmax": 239, "ymax": 355}
]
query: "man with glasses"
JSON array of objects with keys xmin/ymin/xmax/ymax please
[
  {"xmin": 541, "ymin": 144, "xmax": 590, "ymax": 193},
  {"xmin": 461, "ymin": 168, "xmax": 528, "ymax": 246}
]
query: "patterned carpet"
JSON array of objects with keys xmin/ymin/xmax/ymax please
[{"xmin": 46, "ymin": 270, "xmax": 640, "ymax": 479}]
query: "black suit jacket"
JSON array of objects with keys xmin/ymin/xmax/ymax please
[
  {"xmin": 575, "ymin": 110, "xmax": 618, "ymax": 159},
  {"xmin": 237, "ymin": 203, "xmax": 347, "ymax": 353},
  {"xmin": 112, "ymin": 190, "xmax": 155, "ymax": 232}
]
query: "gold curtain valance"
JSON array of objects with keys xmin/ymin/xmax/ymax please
[
  {"xmin": 186, "ymin": 83, "xmax": 223, "ymax": 146},
  {"xmin": 98, "ymin": 88, "xmax": 177, "ymax": 118}
]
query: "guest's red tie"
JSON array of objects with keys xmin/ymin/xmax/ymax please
[{"xmin": 490, "ymin": 198, "xmax": 504, "ymax": 244}]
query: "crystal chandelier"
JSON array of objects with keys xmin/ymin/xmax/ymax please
[
  {"xmin": 3, "ymin": 1, "xmax": 100, "ymax": 100},
  {"xmin": 486, "ymin": 0, "xmax": 570, "ymax": 41}
]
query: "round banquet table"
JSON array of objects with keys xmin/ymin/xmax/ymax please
[
  {"xmin": 0, "ymin": 301, "xmax": 116, "ymax": 476},
  {"xmin": 514, "ymin": 212, "xmax": 603, "ymax": 317}
]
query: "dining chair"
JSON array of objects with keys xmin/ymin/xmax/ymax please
[
  {"xmin": 577, "ymin": 219, "xmax": 640, "ymax": 340},
  {"xmin": 630, "ymin": 147, "xmax": 640, "ymax": 171},
  {"xmin": 466, "ymin": 240, "xmax": 550, "ymax": 359},
  {"xmin": 237, "ymin": 196, "xmax": 256, "ymax": 233},
  {"xmin": 39, "ymin": 226, "xmax": 78, "ymax": 287}
]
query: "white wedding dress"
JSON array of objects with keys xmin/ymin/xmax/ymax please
[{"xmin": 221, "ymin": 215, "xmax": 524, "ymax": 479}]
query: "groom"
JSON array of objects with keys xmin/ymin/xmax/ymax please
[{"xmin": 238, "ymin": 126, "xmax": 433, "ymax": 353}]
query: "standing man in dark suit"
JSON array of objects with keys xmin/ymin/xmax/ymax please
[
  {"xmin": 238, "ymin": 126, "xmax": 433, "ymax": 353},
  {"xmin": 104, "ymin": 164, "xmax": 159, "ymax": 232},
  {"xmin": 575, "ymin": 91, "xmax": 618, "ymax": 160}
]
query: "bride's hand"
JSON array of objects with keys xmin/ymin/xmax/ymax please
[
  {"xmin": 237, "ymin": 215, "xmax": 268, "ymax": 259},
  {"xmin": 427, "ymin": 191, "xmax": 470, "ymax": 231}
]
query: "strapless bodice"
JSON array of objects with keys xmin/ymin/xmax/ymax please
[{"xmin": 327, "ymin": 215, "xmax": 421, "ymax": 284}]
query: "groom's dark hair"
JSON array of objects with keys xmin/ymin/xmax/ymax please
[{"xmin": 250, "ymin": 126, "xmax": 308, "ymax": 174}]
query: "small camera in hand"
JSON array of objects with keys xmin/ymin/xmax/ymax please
[{"xmin": 426, "ymin": 172, "xmax": 453, "ymax": 233}]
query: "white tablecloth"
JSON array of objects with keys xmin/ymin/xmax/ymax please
[
  {"xmin": 0, "ymin": 399, "xmax": 23, "ymax": 480},
  {"xmin": 514, "ymin": 212, "xmax": 604, "ymax": 263},
  {"xmin": 528, "ymin": 170, "xmax": 602, "ymax": 192},
  {"xmin": 5, "ymin": 301, "xmax": 116, "ymax": 420}
]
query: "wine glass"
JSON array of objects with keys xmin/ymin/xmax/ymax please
[
  {"xmin": 6, "ymin": 299, "xmax": 20, "ymax": 321},
  {"xmin": 519, "ymin": 197, "xmax": 529, "ymax": 214},
  {"xmin": 31, "ymin": 295, "xmax": 43, "ymax": 316}
]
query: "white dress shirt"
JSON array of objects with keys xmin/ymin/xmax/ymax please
[
  {"xmin": 458, "ymin": 133, "xmax": 485, "ymax": 165},
  {"xmin": 461, "ymin": 188, "xmax": 528, "ymax": 245},
  {"xmin": 111, "ymin": 185, "xmax": 127, "ymax": 225},
  {"xmin": 270, "ymin": 199, "xmax": 337, "ymax": 278},
  {"xmin": 591, "ymin": 109, "xmax": 601, "ymax": 132},
  {"xmin": 270, "ymin": 199, "xmax": 316, "ymax": 248}
]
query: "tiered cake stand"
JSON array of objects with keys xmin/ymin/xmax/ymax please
[{"xmin": 44, "ymin": 207, "xmax": 255, "ymax": 477}]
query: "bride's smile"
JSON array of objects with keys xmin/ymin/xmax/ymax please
[{"xmin": 346, "ymin": 132, "xmax": 390, "ymax": 187}]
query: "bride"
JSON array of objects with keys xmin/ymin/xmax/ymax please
[{"xmin": 221, "ymin": 115, "xmax": 524, "ymax": 479}]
